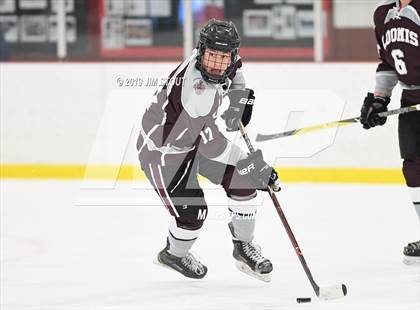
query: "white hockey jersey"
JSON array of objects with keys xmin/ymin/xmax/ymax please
[{"xmin": 137, "ymin": 49, "xmax": 247, "ymax": 167}]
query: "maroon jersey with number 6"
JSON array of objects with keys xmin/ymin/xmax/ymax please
[{"xmin": 374, "ymin": 0, "xmax": 420, "ymax": 104}]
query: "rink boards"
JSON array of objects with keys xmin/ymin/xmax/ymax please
[{"xmin": 1, "ymin": 62, "xmax": 405, "ymax": 183}]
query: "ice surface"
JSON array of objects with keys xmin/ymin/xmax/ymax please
[{"xmin": 1, "ymin": 180, "xmax": 419, "ymax": 309}]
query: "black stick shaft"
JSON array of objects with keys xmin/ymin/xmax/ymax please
[
  {"xmin": 238, "ymin": 122, "xmax": 320, "ymax": 296},
  {"xmin": 267, "ymin": 189, "xmax": 320, "ymax": 295}
]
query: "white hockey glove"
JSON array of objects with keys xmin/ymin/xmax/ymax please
[{"xmin": 237, "ymin": 150, "xmax": 281, "ymax": 192}]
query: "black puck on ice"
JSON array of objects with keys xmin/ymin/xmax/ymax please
[{"xmin": 296, "ymin": 297, "xmax": 311, "ymax": 303}]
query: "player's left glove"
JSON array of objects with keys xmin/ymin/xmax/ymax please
[
  {"xmin": 221, "ymin": 88, "xmax": 254, "ymax": 132},
  {"xmin": 360, "ymin": 92, "xmax": 390, "ymax": 129},
  {"xmin": 237, "ymin": 149, "xmax": 281, "ymax": 192}
]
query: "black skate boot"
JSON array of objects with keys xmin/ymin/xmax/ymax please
[
  {"xmin": 156, "ymin": 240, "xmax": 207, "ymax": 279},
  {"xmin": 228, "ymin": 222, "xmax": 273, "ymax": 282},
  {"xmin": 403, "ymin": 241, "xmax": 420, "ymax": 265}
]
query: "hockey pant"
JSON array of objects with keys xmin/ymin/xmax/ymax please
[
  {"xmin": 142, "ymin": 154, "xmax": 258, "ymax": 257},
  {"xmin": 399, "ymin": 98, "xmax": 420, "ymax": 220},
  {"xmin": 402, "ymin": 157, "xmax": 420, "ymax": 220}
]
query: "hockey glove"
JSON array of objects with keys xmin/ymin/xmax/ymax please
[
  {"xmin": 221, "ymin": 88, "xmax": 254, "ymax": 132},
  {"xmin": 360, "ymin": 93, "xmax": 390, "ymax": 129},
  {"xmin": 237, "ymin": 149, "xmax": 281, "ymax": 192}
]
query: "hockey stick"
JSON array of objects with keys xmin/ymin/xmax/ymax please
[
  {"xmin": 239, "ymin": 121, "xmax": 347, "ymax": 300},
  {"xmin": 256, "ymin": 104, "xmax": 420, "ymax": 142}
]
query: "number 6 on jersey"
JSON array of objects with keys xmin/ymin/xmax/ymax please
[{"xmin": 391, "ymin": 49, "xmax": 407, "ymax": 75}]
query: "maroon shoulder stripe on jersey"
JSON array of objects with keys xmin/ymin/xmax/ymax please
[{"xmin": 141, "ymin": 65, "xmax": 188, "ymax": 147}]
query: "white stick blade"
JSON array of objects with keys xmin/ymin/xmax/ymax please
[{"xmin": 318, "ymin": 284, "xmax": 347, "ymax": 300}]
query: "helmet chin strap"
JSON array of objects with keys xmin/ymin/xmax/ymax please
[
  {"xmin": 201, "ymin": 66, "xmax": 230, "ymax": 84},
  {"xmin": 203, "ymin": 64, "xmax": 226, "ymax": 79}
]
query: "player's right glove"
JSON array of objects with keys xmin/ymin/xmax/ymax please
[
  {"xmin": 360, "ymin": 92, "xmax": 390, "ymax": 129},
  {"xmin": 221, "ymin": 88, "xmax": 254, "ymax": 132},
  {"xmin": 236, "ymin": 149, "xmax": 281, "ymax": 192}
]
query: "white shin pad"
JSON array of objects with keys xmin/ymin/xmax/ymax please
[{"xmin": 228, "ymin": 196, "xmax": 259, "ymax": 243}]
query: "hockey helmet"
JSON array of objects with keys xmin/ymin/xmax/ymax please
[{"xmin": 195, "ymin": 19, "xmax": 240, "ymax": 84}]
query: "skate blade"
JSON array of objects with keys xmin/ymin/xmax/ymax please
[
  {"xmin": 154, "ymin": 258, "xmax": 180, "ymax": 274},
  {"xmin": 403, "ymin": 255, "xmax": 420, "ymax": 265},
  {"xmin": 154, "ymin": 258, "xmax": 205, "ymax": 280},
  {"xmin": 235, "ymin": 261, "xmax": 271, "ymax": 283},
  {"xmin": 154, "ymin": 257, "xmax": 185, "ymax": 273},
  {"xmin": 154, "ymin": 258, "xmax": 167, "ymax": 267}
]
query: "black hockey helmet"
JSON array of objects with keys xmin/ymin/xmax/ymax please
[{"xmin": 195, "ymin": 19, "xmax": 240, "ymax": 84}]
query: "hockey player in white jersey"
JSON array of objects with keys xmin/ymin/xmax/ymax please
[{"xmin": 136, "ymin": 19, "xmax": 281, "ymax": 281}]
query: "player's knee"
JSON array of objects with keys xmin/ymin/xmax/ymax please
[
  {"xmin": 227, "ymin": 190, "xmax": 258, "ymax": 220},
  {"xmin": 402, "ymin": 158, "xmax": 420, "ymax": 187},
  {"xmin": 175, "ymin": 205, "xmax": 208, "ymax": 231},
  {"xmin": 226, "ymin": 189, "xmax": 257, "ymax": 202}
]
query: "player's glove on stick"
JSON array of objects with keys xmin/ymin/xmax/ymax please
[
  {"xmin": 237, "ymin": 149, "xmax": 281, "ymax": 192},
  {"xmin": 221, "ymin": 88, "xmax": 254, "ymax": 131},
  {"xmin": 360, "ymin": 92, "xmax": 390, "ymax": 129}
]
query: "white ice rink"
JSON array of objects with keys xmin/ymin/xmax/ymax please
[{"xmin": 1, "ymin": 180, "xmax": 419, "ymax": 310}]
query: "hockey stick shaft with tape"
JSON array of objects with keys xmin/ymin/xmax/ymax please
[
  {"xmin": 256, "ymin": 104, "xmax": 420, "ymax": 142},
  {"xmin": 239, "ymin": 122, "xmax": 347, "ymax": 300}
]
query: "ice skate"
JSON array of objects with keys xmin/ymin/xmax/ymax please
[
  {"xmin": 155, "ymin": 241, "xmax": 208, "ymax": 279},
  {"xmin": 403, "ymin": 241, "xmax": 420, "ymax": 265},
  {"xmin": 229, "ymin": 223, "xmax": 273, "ymax": 282}
]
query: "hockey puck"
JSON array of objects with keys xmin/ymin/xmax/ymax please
[{"xmin": 296, "ymin": 297, "xmax": 311, "ymax": 303}]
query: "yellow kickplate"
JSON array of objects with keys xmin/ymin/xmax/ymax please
[{"xmin": 0, "ymin": 164, "xmax": 404, "ymax": 184}]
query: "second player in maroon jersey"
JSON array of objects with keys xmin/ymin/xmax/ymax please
[{"xmin": 360, "ymin": 0, "xmax": 420, "ymax": 264}]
